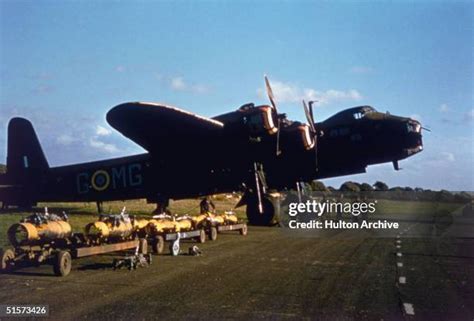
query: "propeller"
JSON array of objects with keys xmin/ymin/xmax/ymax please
[
  {"xmin": 303, "ymin": 100, "xmax": 316, "ymax": 133},
  {"xmin": 303, "ymin": 100, "xmax": 319, "ymax": 171},
  {"xmin": 422, "ymin": 126, "xmax": 431, "ymax": 132},
  {"xmin": 254, "ymin": 163, "xmax": 263, "ymax": 213},
  {"xmin": 264, "ymin": 75, "xmax": 278, "ymax": 113},
  {"xmin": 264, "ymin": 75, "xmax": 282, "ymax": 155}
]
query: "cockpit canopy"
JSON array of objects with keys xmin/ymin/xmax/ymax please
[{"xmin": 321, "ymin": 106, "xmax": 377, "ymax": 126}]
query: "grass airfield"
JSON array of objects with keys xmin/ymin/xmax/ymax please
[{"xmin": 0, "ymin": 198, "xmax": 473, "ymax": 320}]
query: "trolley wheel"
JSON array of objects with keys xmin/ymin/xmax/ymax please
[
  {"xmin": 0, "ymin": 248, "xmax": 15, "ymax": 272},
  {"xmin": 53, "ymin": 251, "xmax": 72, "ymax": 277},
  {"xmin": 240, "ymin": 224, "xmax": 248, "ymax": 236},
  {"xmin": 139, "ymin": 238, "xmax": 148, "ymax": 255},
  {"xmin": 152, "ymin": 236, "xmax": 165, "ymax": 254},
  {"xmin": 209, "ymin": 227, "xmax": 218, "ymax": 241},
  {"xmin": 198, "ymin": 229, "xmax": 206, "ymax": 243}
]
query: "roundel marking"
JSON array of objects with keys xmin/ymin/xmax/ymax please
[{"xmin": 91, "ymin": 170, "xmax": 110, "ymax": 191}]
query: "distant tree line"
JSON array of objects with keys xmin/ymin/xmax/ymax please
[
  {"xmin": 308, "ymin": 180, "xmax": 472, "ymax": 203},
  {"xmin": 0, "ymin": 164, "xmax": 5, "ymax": 174}
]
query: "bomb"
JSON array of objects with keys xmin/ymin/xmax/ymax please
[
  {"xmin": 85, "ymin": 213, "xmax": 135, "ymax": 242},
  {"xmin": 8, "ymin": 211, "xmax": 72, "ymax": 246}
]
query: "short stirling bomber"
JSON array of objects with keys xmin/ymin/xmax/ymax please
[{"xmin": 0, "ymin": 77, "xmax": 423, "ymax": 225}]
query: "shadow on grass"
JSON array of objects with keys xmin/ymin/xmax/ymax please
[
  {"xmin": 0, "ymin": 269, "xmax": 55, "ymax": 277},
  {"xmin": 77, "ymin": 263, "xmax": 114, "ymax": 271},
  {"xmin": 0, "ymin": 207, "xmax": 98, "ymax": 216}
]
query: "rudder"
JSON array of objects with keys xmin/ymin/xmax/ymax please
[{"xmin": 7, "ymin": 117, "xmax": 49, "ymax": 177}]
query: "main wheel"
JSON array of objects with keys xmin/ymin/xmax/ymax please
[
  {"xmin": 53, "ymin": 251, "xmax": 72, "ymax": 277},
  {"xmin": 152, "ymin": 236, "xmax": 165, "ymax": 254},
  {"xmin": 246, "ymin": 193, "xmax": 281, "ymax": 226},
  {"xmin": 0, "ymin": 248, "xmax": 15, "ymax": 272},
  {"xmin": 138, "ymin": 238, "xmax": 148, "ymax": 255},
  {"xmin": 209, "ymin": 227, "xmax": 218, "ymax": 241}
]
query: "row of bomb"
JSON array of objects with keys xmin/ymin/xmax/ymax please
[{"xmin": 0, "ymin": 208, "xmax": 247, "ymax": 276}]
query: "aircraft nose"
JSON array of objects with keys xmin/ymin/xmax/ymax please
[
  {"xmin": 407, "ymin": 119, "xmax": 422, "ymax": 134},
  {"xmin": 404, "ymin": 118, "xmax": 423, "ymax": 155}
]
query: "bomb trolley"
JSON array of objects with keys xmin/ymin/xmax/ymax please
[
  {"xmin": 204, "ymin": 222, "xmax": 248, "ymax": 241},
  {"xmin": 204, "ymin": 213, "xmax": 248, "ymax": 241},
  {"xmin": 149, "ymin": 229, "xmax": 206, "ymax": 255},
  {"xmin": 0, "ymin": 236, "xmax": 148, "ymax": 277},
  {"xmin": 217, "ymin": 223, "xmax": 248, "ymax": 235},
  {"xmin": 1, "ymin": 210, "xmax": 150, "ymax": 277}
]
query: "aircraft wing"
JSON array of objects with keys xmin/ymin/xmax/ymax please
[{"xmin": 106, "ymin": 102, "xmax": 225, "ymax": 153}]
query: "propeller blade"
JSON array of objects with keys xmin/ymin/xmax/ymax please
[
  {"xmin": 296, "ymin": 182, "xmax": 302, "ymax": 203},
  {"xmin": 254, "ymin": 163, "xmax": 263, "ymax": 213},
  {"xmin": 422, "ymin": 126, "xmax": 431, "ymax": 132},
  {"xmin": 303, "ymin": 100, "xmax": 316, "ymax": 133},
  {"xmin": 264, "ymin": 75, "xmax": 277, "ymax": 113},
  {"xmin": 308, "ymin": 100, "xmax": 316, "ymax": 123},
  {"xmin": 265, "ymin": 75, "xmax": 282, "ymax": 156},
  {"xmin": 314, "ymin": 140, "xmax": 319, "ymax": 172},
  {"xmin": 302, "ymin": 100, "xmax": 319, "ymax": 171},
  {"xmin": 276, "ymin": 119, "xmax": 282, "ymax": 156}
]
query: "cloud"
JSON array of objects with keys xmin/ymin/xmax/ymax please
[
  {"xmin": 464, "ymin": 109, "xmax": 474, "ymax": 122},
  {"xmin": 89, "ymin": 137, "xmax": 119, "ymax": 153},
  {"xmin": 440, "ymin": 106, "xmax": 473, "ymax": 124},
  {"xmin": 91, "ymin": 125, "xmax": 120, "ymax": 153},
  {"xmin": 439, "ymin": 103, "xmax": 450, "ymax": 113},
  {"xmin": 349, "ymin": 66, "xmax": 373, "ymax": 74},
  {"xmin": 31, "ymin": 72, "xmax": 53, "ymax": 80},
  {"xmin": 33, "ymin": 84, "xmax": 54, "ymax": 94},
  {"xmin": 441, "ymin": 152, "xmax": 455, "ymax": 162},
  {"xmin": 0, "ymin": 104, "xmax": 144, "ymax": 166},
  {"xmin": 56, "ymin": 134, "xmax": 76, "ymax": 145},
  {"xmin": 96, "ymin": 125, "xmax": 112, "ymax": 136},
  {"xmin": 257, "ymin": 80, "xmax": 363, "ymax": 106},
  {"xmin": 115, "ymin": 65, "xmax": 126, "ymax": 73},
  {"xmin": 192, "ymin": 84, "xmax": 209, "ymax": 94},
  {"xmin": 170, "ymin": 76, "xmax": 187, "ymax": 91},
  {"xmin": 168, "ymin": 76, "xmax": 210, "ymax": 94}
]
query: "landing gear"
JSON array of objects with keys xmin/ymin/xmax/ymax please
[
  {"xmin": 18, "ymin": 200, "xmax": 35, "ymax": 211},
  {"xmin": 246, "ymin": 193, "xmax": 281, "ymax": 226},
  {"xmin": 96, "ymin": 201, "xmax": 103, "ymax": 214},
  {"xmin": 149, "ymin": 197, "xmax": 170, "ymax": 215}
]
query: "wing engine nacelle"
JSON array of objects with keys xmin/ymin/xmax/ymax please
[
  {"xmin": 283, "ymin": 122, "xmax": 315, "ymax": 150},
  {"xmin": 242, "ymin": 105, "xmax": 278, "ymax": 136},
  {"xmin": 298, "ymin": 123, "xmax": 316, "ymax": 150}
]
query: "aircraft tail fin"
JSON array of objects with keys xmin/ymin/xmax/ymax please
[{"xmin": 7, "ymin": 117, "xmax": 49, "ymax": 177}]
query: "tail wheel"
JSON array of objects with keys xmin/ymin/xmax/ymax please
[
  {"xmin": 240, "ymin": 224, "xmax": 248, "ymax": 236},
  {"xmin": 138, "ymin": 238, "xmax": 148, "ymax": 255},
  {"xmin": 53, "ymin": 251, "xmax": 72, "ymax": 277},
  {"xmin": 0, "ymin": 248, "xmax": 15, "ymax": 272},
  {"xmin": 152, "ymin": 236, "xmax": 165, "ymax": 254},
  {"xmin": 209, "ymin": 227, "xmax": 218, "ymax": 241}
]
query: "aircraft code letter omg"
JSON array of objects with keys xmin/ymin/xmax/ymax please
[{"xmin": 76, "ymin": 163, "xmax": 143, "ymax": 193}]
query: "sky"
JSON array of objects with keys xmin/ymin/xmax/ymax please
[{"xmin": 0, "ymin": 1, "xmax": 472, "ymax": 191}]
